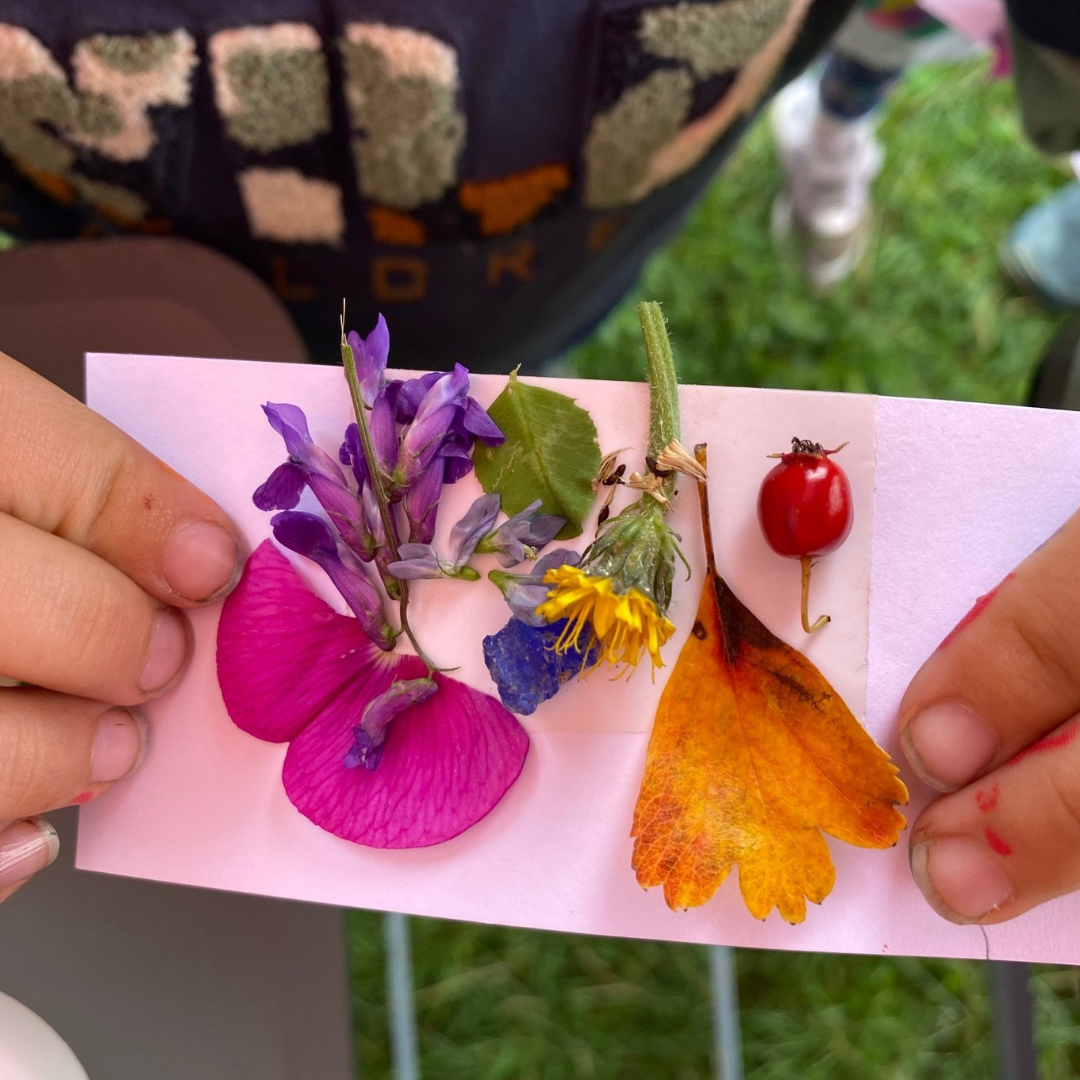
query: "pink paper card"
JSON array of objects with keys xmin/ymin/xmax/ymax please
[{"xmin": 79, "ymin": 354, "xmax": 1080, "ymax": 964}]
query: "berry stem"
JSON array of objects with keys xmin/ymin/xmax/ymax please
[{"xmin": 800, "ymin": 555, "xmax": 830, "ymax": 634}]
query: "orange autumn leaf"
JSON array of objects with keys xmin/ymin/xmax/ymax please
[{"xmin": 631, "ymin": 445, "xmax": 907, "ymax": 924}]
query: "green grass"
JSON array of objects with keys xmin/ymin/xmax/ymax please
[{"xmin": 350, "ymin": 60, "xmax": 1079, "ymax": 1078}]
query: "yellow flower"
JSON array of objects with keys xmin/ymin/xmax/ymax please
[{"xmin": 536, "ymin": 565, "xmax": 676, "ymax": 671}]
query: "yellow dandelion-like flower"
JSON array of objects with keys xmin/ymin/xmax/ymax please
[{"xmin": 536, "ymin": 565, "xmax": 676, "ymax": 671}]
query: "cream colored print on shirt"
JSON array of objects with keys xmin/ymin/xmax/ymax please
[
  {"xmin": 209, "ymin": 23, "xmax": 330, "ymax": 152},
  {"xmin": 638, "ymin": 0, "xmax": 794, "ymax": 78},
  {"xmin": 340, "ymin": 23, "xmax": 466, "ymax": 210},
  {"xmin": 0, "ymin": 24, "xmax": 191, "ymax": 220},
  {"xmin": 209, "ymin": 24, "xmax": 343, "ymax": 245},
  {"xmin": 71, "ymin": 31, "xmax": 196, "ymax": 161},
  {"xmin": 238, "ymin": 167, "xmax": 345, "ymax": 245},
  {"xmin": 584, "ymin": 69, "xmax": 693, "ymax": 210},
  {"xmin": 583, "ymin": 0, "xmax": 809, "ymax": 208}
]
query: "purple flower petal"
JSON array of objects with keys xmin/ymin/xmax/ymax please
[
  {"xmin": 339, "ymin": 423, "xmax": 368, "ymax": 489},
  {"xmin": 441, "ymin": 446, "xmax": 475, "ymax": 485},
  {"xmin": 253, "ymin": 461, "xmax": 307, "ymax": 511},
  {"xmin": 448, "ymin": 493, "xmax": 501, "ymax": 568},
  {"xmin": 306, "ymin": 470, "xmax": 371, "ymax": 558},
  {"xmin": 458, "ymin": 397, "xmax": 505, "ymax": 445},
  {"xmin": 263, "ymin": 402, "xmax": 313, "ymax": 458},
  {"xmin": 271, "ymin": 512, "xmax": 394, "ymax": 649},
  {"xmin": 500, "ymin": 581, "xmax": 551, "ymax": 626},
  {"xmin": 217, "ymin": 541, "xmax": 398, "ymax": 743},
  {"xmin": 386, "ymin": 543, "xmax": 442, "ymax": 580},
  {"xmin": 517, "ymin": 511, "xmax": 565, "ymax": 550},
  {"xmin": 490, "ymin": 549, "xmax": 581, "ymax": 625},
  {"xmin": 344, "ymin": 677, "xmax": 438, "ymax": 770},
  {"xmin": 386, "ymin": 371, "xmax": 443, "ymax": 423},
  {"xmin": 491, "ymin": 535, "xmax": 527, "ymax": 569},
  {"xmin": 403, "ymin": 464, "xmax": 443, "ymax": 544},
  {"xmin": 370, "ymin": 391, "xmax": 399, "ymax": 475},
  {"xmin": 282, "ymin": 669, "xmax": 529, "ymax": 847},
  {"xmin": 347, "ymin": 315, "xmax": 389, "ymax": 406}
]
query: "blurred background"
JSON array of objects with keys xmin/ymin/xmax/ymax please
[{"xmin": 350, "ymin": 54, "xmax": 1077, "ymax": 1080}]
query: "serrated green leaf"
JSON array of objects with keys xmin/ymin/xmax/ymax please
[{"xmin": 474, "ymin": 373, "xmax": 600, "ymax": 540}]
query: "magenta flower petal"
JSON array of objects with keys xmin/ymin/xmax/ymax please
[
  {"xmin": 217, "ymin": 540, "xmax": 395, "ymax": 742},
  {"xmin": 282, "ymin": 670, "xmax": 529, "ymax": 848}
]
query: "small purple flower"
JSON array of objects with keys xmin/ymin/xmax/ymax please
[
  {"xmin": 344, "ymin": 677, "xmax": 438, "ymax": 771},
  {"xmin": 254, "ymin": 402, "xmax": 373, "ymax": 558},
  {"xmin": 386, "ymin": 543, "xmax": 443, "ymax": 580},
  {"xmin": 389, "ymin": 493, "xmax": 500, "ymax": 581},
  {"xmin": 489, "ymin": 549, "xmax": 581, "ymax": 626},
  {"xmin": 477, "ymin": 500, "xmax": 566, "ymax": 567},
  {"xmin": 449, "ymin": 493, "xmax": 501, "ymax": 564},
  {"xmin": 271, "ymin": 511, "xmax": 395, "ymax": 650},
  {"xmin": 392, "ymin": 366, "xmax": 504, "ymax": 493},
  {"xmin": 346, "ymin": 314, "xmax": 389, "ymax": 407},
  {"xmin": 394, "ymin": 366, "xmax": 471, "ymax": 489}
]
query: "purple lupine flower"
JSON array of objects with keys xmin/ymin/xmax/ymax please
[
  {"xmin": 254, "ymin": 402, "xmax": 374, "ymax": 558},
  {"xmin": 477, "ymin": 500, "xmax": 566, "ymax": 568},
  {"xmin": 217, "ymin": 542, "xmax": 529, "ymax": 848},
  {"xmin": 270, "ymin": 511, "xmax": 395, "ymax": 650},
  {"xmin": 346, "ymin": 314, "xmax": 389, "ymax": 407},
  {"xmin": 344, "ymin": 677, "xmax": 438, "ymax": 771},
  {"xmin": 489, "ymin": 549, "xmax": 581, "ymax": 626}
]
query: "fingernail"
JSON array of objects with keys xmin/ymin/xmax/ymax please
[
  {"xmin": 903, "ymin": 702, "xmax": 999, "ymax": 791},
  {"xmin": 140, "ymin": 608, "xmax": 189, "ymax": 695},
  {"xmin": 163, "ymin": 521, "xmax": 241, "ymax": 603},
  {"xmin": 0, "ymin": 818, "xmax": 60, "ymax": 889},
  {"xmin": 910, "ymin": 837, "xmax": 1013, "ymax": 923},
  {"xmin": 91, "ymin": 709, "xmax": 147, "ymax": 783}
]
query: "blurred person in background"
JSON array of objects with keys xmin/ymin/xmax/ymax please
[{"xmin": 772, "ymin": 0, "xmax": 1080, "ymax": 313}]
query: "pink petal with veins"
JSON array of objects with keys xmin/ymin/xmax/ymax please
[
  {"xmin": 282, "ymin": 671, "xmax": 530, "ymax": 848},
  {"xmin": 217, "ymin": 540, "xmax": 394, "ymax": 742}
]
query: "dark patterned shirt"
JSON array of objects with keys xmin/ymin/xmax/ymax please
[{"xmin": 0, "ymin": 0, "xmax": 864, "ymax": 370}]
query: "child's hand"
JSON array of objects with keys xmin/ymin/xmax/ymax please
[
  {"xmin": 0, "ymin": 352, "xmax": 242, "ymax": 902},
  {"xmin": 900, "ymin": 508, "xmax": 1080, "ymax": 923}
]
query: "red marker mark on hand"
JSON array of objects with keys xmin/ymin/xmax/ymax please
[
  {"xmin": 1006, "ymin": 722, "xmax": 1079, "ymax": 767},
  {"xmin": 939, "ymin": 573, "xmax": 1016, "ymax": 650},
  {"xmin": 71, "ymin": 791, "xmax": 95, "ymax": 805},
  {"xmin": 984, "ymin": 826, "xmax": 1012, "ymax": 856},
  {"xmin": 975, "ymin": 784, "xmax": 1000, "ymax": 813}
]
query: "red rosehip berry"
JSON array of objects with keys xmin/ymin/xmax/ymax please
[{"xmin": 757, "ymin": 438, "xmax": 853, "ymax": 634}]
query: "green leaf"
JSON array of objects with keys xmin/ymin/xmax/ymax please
[{"xmin": 474, "ymin": 372, "xmax": 601, "ymax": 540}]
